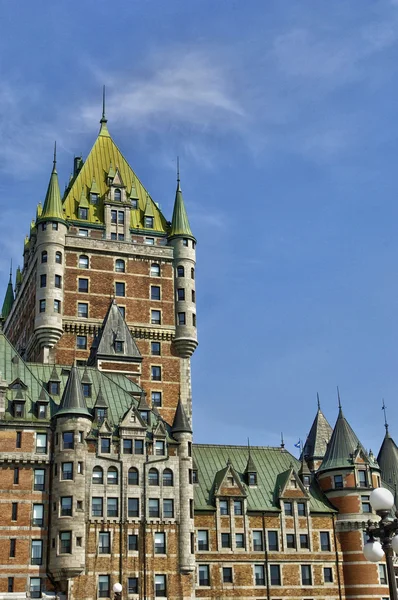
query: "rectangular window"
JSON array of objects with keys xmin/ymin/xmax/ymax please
[
  {"xmin": 151, "ymin": 310, "xmax": 161, "ymax": 324},
  {"xmin": 152, "ymin": 391, "xmax": 162, "ymax": 407},
  {"xmin": 197, "ymin": 530, "xmax": 209, "ymax": 551},
  {"xmin": 115, "ymin": 282, "xmax": 125, "ymax": 297},
  {"xmin": 90, "ymin": 193, "xmax": 99, "ymax": 205},
  {"xmin": 128, "ymin": 498, "xmax": 139, "ymax": 518},
  {"xmin": 255, "ymin": 564, "xmax": 265, "ymax": 586},
  {"xmin": 320, "ymin": 531, "xmax": 331, "ymax": 551},
  {"xmin": 234, "ymin": 499, "xmax": 243, "ymax": 515},
  {"xmin": 10, "ymin": 538, "xmax": 16, "ymax": 557},
  {"xmin": 55, "ymin": 274, "xmax": 62, "ymax": 288},
  {"xmin": 155, "ymin": 532, "xmax": 166, "ymax": 554},
  {"xmin": 16, "ymin": 431, "xmax": 21, "ymax": 448},
  {"xmin": 52, "ymin": 222, "xmax": 58, "ymax": 230},
  {"xmin": 223, "ymin": 567, "xmax": 233, "ymax": 583},
  {"xmin": 155, "ymin": 574, "xmax": 166, "ymax": 597},
  {"xmin": 111, "ymin": 232, "xmax": 117, "ymax": 240},
  {"xmin": 40, "ymin": 274, "xmax": 46, "ymax": 288},
  {"xmin": 198, "ymin": 565, "xmax": 210, "ymax": 586},
  {"xmin": 334, "ymin": 474, "xmax": 343, "ymax": 489},
  {"xmin": 235, "ymin": 533, "xmax": 245, "ymax": 548},
  {"xmin": 54, "ymin": 299, "xmax": 61, "ymax": 313},
  {"xmin": 12, "ymin": 502, "xmax": 18, "ymax": 521},
  {"xmin": 82, "ymin": 383, "xmax": 92, "ymax": 397},
  {"xmin": 78, "ymin": 302, "xmax": 88, "ymax": 318},
  {"xmin": 33, "ymin": 504, "xmax": 44, "ymax": 526},
  {"xmin": 62, "ymin": 462, "xmax": 73, "ymax": 480},
  {"xmin": 379, "ymin": 564, "xmax": 387, "ymax": 585},
  {"xmin": 177, "ymin": 288, "xmax": 185, "ymax": 301},
  {"xmin": 63, "ymin": 431, "xmax": 74, "ymax": 449},
  {"xmin": 60, "ymin": 496, "xmax": 72, "ymax": 517},
  {"xmin": 123, "ymin": 439, "xmax": 133, "ymax": 454},
  {"xmin": 149, "ymin": 499, "xmax": 160, "ymax": 518},
  {"xmin": 286, "ymin": 533, "xmax": 295, "ymax": 549},
  {"xmin": 301, "ymin": 565, "xmax": 312, "ymax": 586},
  {"xmin": 361, "ymin": 495, "xmax": 372, "ymax": 513},
  {"xmin": 219, "ymin": 500, "xmax": 229, "ymax": 515},
  {"xmin": 34, "ymin": 469, "xmax": 45, "ymax": 490},
  {"xmin": 324, "ymin": 567, "xmax": 333, "ymax": 583},
  {"xmin": 270, "ymin": 564, "xmax": 281, "ymax": 586},
  {"xmin": 145, "ymin": 237, "xmax": 155, "ymax": 245},
  {"xmin": 76, "ymin": 335, "xmax": 87, "ymax": 350},
  {"xmin": 145, "ymin": 216, "xmax": 154, "ymax": 228},
  {"xmin": 221, "ymin": 533, "xmax": 231, "ymax": 548},
  {"xmin": 38, "ymin": 404, "xmax": 47, "ymax": 419},
  {"xmin": 128, "ymin": 534, "xmax": 138, "ymax": 551},
  {"xmin": 107, "ymin": 498, "xmax": 118, "ymax": 517},
  {"xmin": 36, "ymin": 433, "xmax": 47, "ymax": 454},
  {"xmin": 151, "ymin": 285, "xmax": 161, "ymax": 300},
  {"xmin": 192, "ymin": 289, "xmax": 196, "ymax": 302},
  {"xmin": 14, "ymin": 402, "xmax": 24, "ymax": 418},
  {"xmin": 297, "ymin": 502, "xmax": 306, "ymax": 516},
  {"xmin": 98, "ymin": 575, "xmax": 110, "ymax": 598},
  {"xmin": 358, "ymin": 470, "xmax": 367, "ymax": 487},
  {"xmin": 92, "ymin": 497, "xmax": 103, "ymax": 517},
  {"xmin": 128, "ymin": 577, "xmax": 138, "ymax": 594},
  {"xmin": 284, "ymin": 502, "xmax": 293, "ymax": 516},
  {"xmin": 178, "ymin": 312, "xmax": 186, "ymax": 325},
  {"xmin": 7, "ymin": 577, "xmax": 13, "ymax": 593},
  {"xmin": 60, "ymin": 531, "xmax": 72, "ymax": 554},
  {"xmin": 78, "ymin": 278, "xmax": 89, "ymax": 293},
  {"xmin": 14, "ymin": 466, "xmax": 19, "ymax": 484},
  {"xmin": 99, "ymin": 532, "xmax": 110, "ymax": 554},
  {"xmin": 268, "ymin": 531, "xmax": 279, "ymax": 551},
  {"xmin": 134, "ymin": 439, "xmax": 144, "ymax": 454},
  {"xmin": 300, "ymin": 534, "xmax": 309, "ymax": 549},
  {"xmin": 79, "ymin": 207, "xmax": 88, "ymax": 220},
  {"xmin": 155, "ymin": 440, "xmax": 165, "ymax": 456},
  {"xmin": 30, "ymin": 578, "xmax": 41, "ymax": 599},
  {"xmin": 118, "ymin": 211, "xmax": 125, "ymax": 224},
  {"xmin": 163, "ymin": 499, "xmax": 174, "ymax": 518},
  {"xmin": 31, "ymin": 540, "xmax": 43, "ymax": 565},
  {"xmin": 39, "ymin": 299, "xmax": 46, "ymax": 313},
  {"xmin": 151, "ymin": 366, "xmax": 161, "ymax": 381},
  {"xmin": 101, "ymin": 438, "xmax": 111, "ymax": 453},
  {"xmin": 151, "ymin": 341, "xmax": 161, "ymax": 355},
  {"xmin": 111, "ymin": 210, "xmax": 117, "ymax": 223},
  {"xmin": 253, "ymin": 530, "xmax": 264, "ymax": 551}
]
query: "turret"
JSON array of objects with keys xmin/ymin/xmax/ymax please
[
  {"xmin": 377, "ymin": 403, "xmax": 398, "ymax": 489},
  {"xmin": 34, "ymin": 144, "xmax": 67, "ymax": 362},
  {"xmin": 171, "ymin": 399, "xmax": 195, "ymax": 573},
  {"xmin": 49, "ymin": 366, "xmax": 92, "ymax": 586},
  {"xmin": 1, "ymin": 267, "xmax": 14, "ymax": 322},
  {"xmin": 302, "ymin": 394, "xmax": 333, "ymax": 471}
]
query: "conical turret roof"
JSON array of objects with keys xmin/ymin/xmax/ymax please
[
  {"xmin": 171, "ymin": 399, "xmax": 192, "ymax": 434},
  {"xmin": 38, "ymin": 148, "xmax": 65, "ymax": 224},
  {"xmin": 94, "ymin": 386, "xmax": 108, "ymax": 408},
  {"xmin": 377, "ymin": 429, "xmax": 398, "ymax": 488},
  {"xmin": 318, "ymin": 407, "xmax": 368, "ymax": 472},
  {"xmin": 169, "ymin": 177, "xmax": 194, "ymax": 239},
  {"xmin": 1, "ymin": 273, "xmax": 14, "ymax": 320},
  {"xmin": 303, "ymin": 401, "xmax": 333, "ymax": 463},
  {"xmin": 55, "ymin": 366, "xmax": 92, "ymax": 419}
]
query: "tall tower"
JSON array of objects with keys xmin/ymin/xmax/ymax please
[
  {"xmin": 168, "ymin": 167, "xmax": 197, "ymax": 421},
  {"xmin": 34, "ymin": 146, "xmax": 67, "ymax": 363}
]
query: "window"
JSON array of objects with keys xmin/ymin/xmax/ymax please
[
  {"xmin": 150, "ymin": 342, "xmax": 161, "ymax": 357},
  {"xmin": 113, "ymin": 259, "xmax": 125, "ymax": 274},
  {"xmin": 144, "ymin": 216, "xmax": 154, "ymax": 228},
  {"xmin": 33, "ymin": 504, "xmax": 44, "ymax": 525},
  {"xmin": 12, "ymin": 502, "xmax": 18, "ymax": 521},
  {"xmin": 236, "ymin": 533, "xmax": 245, "ymax": 548},
  {"xmin": 79, "ymin": 207, "xmax": 88, "ymax": 220},
  {"xmin": 122, "ymin": 439, "xmax": 132, "ymax": 455},
  {"xmin": 52, "ymin": 222, "xmax": 58, "ymax": 230},
  {"xmin": 152, "ymin": 391, "xmax": 162, "ymax": 407},
  {"xmin": 13, "ymin": 401, "xmax": 24, "ymax": 418},
  {"xmin": 30, "ymin": 578, "xmax": 41, "ymax": 599},
  {"xmin": 286, "ymin": 533, "xmax": 295, "ymax": 549},
  {"xmin": 191, "ymin": 267, "xmax": 195, "ymax": 279},
  {"xmin": 150, "ymin": 285, "xmax": 161, "ymax": 301},
  {"xmin": 107, "ymin": 467, "xmax": 118, "ymax": 485},
  {"xmin": 151, "ymin": 310, "xmax": 161, "ymax": 324},
  {"xmin": 128, "ymin": 578, "xmax": 138, "ymax": 594},
  {"xmin": 92, "ymin": 497, "xmax": 103, "ymax": 517},
  {"xmin": 97, "ymin": 532, "xmax": 110, "ymax": 554},
  {"xmin": 8, "ymin": 577, "xmax": 13, "ymax": 593},
  {"xmin": 13, "ymin": 466, "xmax": 19, "ymax": 483},
  {"xmin": 155, "ymin": 441, "xmax": 165, "ymax": 456},
  {"xmin": 42, "ymin": 223, "xmax": 47, "ymax": 231},
  {"xmin": 101, "ymin": 438, "xmax": 111, "ymax": 453},
  {"xmin": 301, "ymin": 565, "xmax": 312, "ymax": 586},
  {"xmin": 177, "ymin": 265, "xmax": 185, "ymax": 277},
  {"xmin": 128, "ymin": 467, "xmax": 139, "ymax": 485},
  {"xmin": 197, "ymin": 530, "xmax": 209, "ymax": 551},
  {"xmin": 320, "ymin": 531, "xmax": 331, "ymax": 551},
  {"xmin": 79, "ymin": 255, "xmax": 89, "ymax": 269},
  {"xmin": 82, "ymin": 383, "xmax": 91, "ymax": 398},
  {"xmin": 192, "ymin": 313, "xmax": 197, "ymax": 326},
  {"xmin": 114, "ymin": 188, "xmax": 121, "ymax": 201},
  {"xmin": 358, "ymin": 470, "xmax": 367, "ymax": 487},
  {"xmin": 78, "ymin": 462, "xmax": 83, "ymax": 474},
  {"xmin": 78, "ymin": 302, "xmax": 88, "ymax": 318},
  {"xmin": 76, "ymin": 335, "xmax": 87, "ymax": 350},
  {"xmin": 300, "ymin": 534, "xmax": 309, "ymax": 549},
  {"xmin": 270, "ymin": 564, "xmax": 281, "ymax": 586},
  {"xmin": 79, "ymin": 228, "xmax": 88, "ymax": 237},
  {"xmin": 192, "ymin": 289, "xmax": 196, "ymax": 303},
  {"xmin": 151, "ymin": 366, "xmax": 161, "ymax": 381},
  {"xmin": 55, "ymin": 251, "xmax": 62, "ymax": 264},
  {"xmin": 34, "ymin": 469, "xmax": 45, "ymax": 490},
  {"xmin": 198, "ymin": 565, "xmax": 210, "ymax": 586},
  {"xmin": 284, "ymin": 502, "xmax": 293, "ymax": 516},
  {"xmin": 234, "ymin": 499, "xmax": 243, "ymax": 515},
  {"xmin": 36, "ymin": 433, "xmax": 47, "ymax": 454},
  {"xmin": 155, "ymin": 574, "xmax": 166, "ymax": 597},
  {"xmin": 379, "ymin": 564, "xmax": 387, "ymax": 585},
  {"xmin": 63, "ymin": 431, "xmax": 74, "ymax": 449},
  {"xmin": 39, "ymin": 299, "xmax": 46, "ymax": 313},
  {"xmin": 115, "ymin": 282, "xmax": 125, "ymax": 297},
  {"xmin": 149, "ymin": 499, "xmax": 160, "ymax": 518},
  {"xmin": 248, "ymin": 472, "xmax": 257, "ymax": 485},
  {"xmin": 177, "ymin": 288, "xmax": 185, "ymax": 301},
  {"xmin": 297, "ymin": 502, "xmax": 306, "ymax": 516},
  {"xmin": 128, "ymin": 498, "xmax": 139, "ymax": 517},
  {"xmin": 49, "ymin": 381, "xmax": 60, "ymax": 395},
  {"xmin": 150, "ymin": 263, "xmax": 160, "ymax": 277},
  {"xmin": 10, "ymin": 538, "xmax": 16, "ymax": 557},
  {"xmin": 54, "ymin": 299, "xmax": 61, "ymax": 313},
  {"xmin": 16, "ymin": 431, "xmax": 22, "ymax": 448},
  {"xmin": 98, "ymin": 575, "xmax": 110, "ymax": 598},
  {"xmin": 60, "ymin": 531, "xmax": 72, "ymax": 554},
  {"xmin": 221, "ymin": 533, "xmax": 231, "ymax": 548},
  {"xmin": 131, "ymin": 199, "xmax": 138, "ymax": 209},
  {"xmin": 268, "ymin": 531, "xmax": 279, "ymax": 551},
  {"xmin": 162, "ymin": 469, "xmax": 173, "ymax": 487},
  {"xmin": 163, "ymin": 499, "xmax": 174, "ymax": 518},
  {"xmin": 62, "ymin": 462, "xmax": 73, "ymax": 480},
  {"xmin": 111, "ymin": 232, "xmax": 117, "ymax": 240},
  {"xmin": 40, "ymin": 274, "xmax": 46, "ymax": 287},
  {"xmin": 155, "ymin": 532, "xmax": 166, "ymax": 554},
  {"xmin": 41, "ymin": 251, "xmax": 47, "ymax": 263},
  {"xmin": 128, "ymin": 534, "xmax": 138, "ymax": 551},
  {"xmin": 118, "ymin": 211, "xmax": 125, "ymax": 224},
  {"xmin": 253, "ymin": 530, "xmax": 263, "ymax": 551},
  {"xmin": 219, "ymin": 500, "xmax": 229, "ymax": 515},
  {"xmin": 324, "ymin": 567, "xmax": 333, "ymax": 583},
  {"xmin": 92, "ymin": 466, "xmax": 103, "ymax": 484},
  {"xmin": 55, "ymin": 274, "xmax": 62, "ymax": 288},
  {"xmin": 107, "ymin": 498, "xmax": 118, "ymax": 517},
  {"xmin": 334, "ymin": 474, "xmax": 343, "ymax": 489},
  {"xmin": 362, "ymin": 495, "xmax": 372, "ymax": 513},
  {"xmin": 182, "ymin": 238, "xmax": 189, "ymax": 246},
  {"xmin": 31, "ymin": 540, "xmax": 43, "ymax": 565},
  {"xmin": 134, "ymin": 439, "xmax": 144, "ymax": 454},
  {"xmin": 178, "ymin": 312, "xmax": 186, "ymax": 325},
  {"xmin": 78, "ymin": 278, "xmax": 89, "ymax": 293},
  {"xmin": 118, "ymin": 306, "xmax": 125, "ymax": 319},
  {"xmin": 255, "ymin": 565, "xmax": 265, "ymax": 586},
  {"xmin": 149, "ymin": 468, "xmax": 159, "ymax": 486}
]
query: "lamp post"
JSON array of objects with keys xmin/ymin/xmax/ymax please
[
  {"xmin": 113, "ymin": 583, "xmax": 122, "ymax": 600},
  {"xmin": 363, "ymin": 487, "xmax": 398, "ymax": 600}
]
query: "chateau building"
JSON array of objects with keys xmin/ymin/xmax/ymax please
[{"xmin": 0, "ymin": 106, "xmax": 397, "ymax": 600}]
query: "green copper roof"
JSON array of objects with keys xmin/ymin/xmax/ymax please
[
  {"xmin": 377, "ymin": 429, "xmax": 398, "ymax": 488},
  {"xmin": 193, "ymin": 444, "xmax": 334, "ymax": 513},
  {"xmin": 169, "ymin": 179, "xmax": 194, "ymax": 239},
  {"xmin": 55, "ymin": 365, "xmax": 92, "ymax": 419},
  {"xmin": 1, "ymin": 275, "xmax": 14, "ymax": 320},
  {"xmin": 171, "ymin": 399, "xmax": 192, "ymax": 434},
  {"xmin": 38, "ymin": 152, "xmax": 66, "ymax": 224}
]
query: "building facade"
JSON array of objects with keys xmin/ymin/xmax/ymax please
[{"xmin": 0, "ymin": 109, "xmax": 396, "ymax": 600}]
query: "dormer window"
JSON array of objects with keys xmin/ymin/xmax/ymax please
[
  {"xmin": 248, "ymin": 472, "xmax": 257, "ymax": 486},
  {"xmin": 79, "ymin": 207, "xmax": 88, "ymax": 220},
  {"xmin": 144, "ymin": 216, "xmax": 154, "ymax": 229},
  {"xmin": 114, "ymin": 189, "xmax": 121, "ymax": 202},
  {"xmin": 131, "ymin": 199, "xmax": 138, "ymax": 209},
  {"xmin": 13, "ymin": 401, "xmax": 25, "ymax": 418},
  {"xmin": 37, "ymin": 404, "xmax": 47, "ymax": 419},
  {"xmin": 90, "ymin": 193, "xmax": 99, "ymax": 205},
  {"xmin": 155, "ymin": 441, "xmax": 165, "ymax": 456},
  {"xmin": 303, "ymin": 475, "xmax": 311, "ymax": 486},
  {"xmin": 82, "ymin": 383, "xmax": 92, "ymax": 398},
  {"xmin": 140, "ymin": 410, "xmax": 149, "ymax": 423},
  {"xmin": 114, "ymin": 341, "xmax": 124, "ymax": 354},
  {"xmin": 96, "ymin": 408, "xmax": 107, "ymax": 423},
  {"xmin": 192, "ymin": 469, "xmax": 198, "ymax": 483}
]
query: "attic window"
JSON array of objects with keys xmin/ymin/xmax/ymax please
[
  {"xmin": 303, "ymin": 475, "xmax": 311, "ymax": 486},
  {"xmin": 13, "ymin": 401, "xmax": 25, "ymax": 418},
  {"xmin": 144, "ymin": 216, "xmax": 154, "ymax": 229},
  {"xmin": 37, "ymin": 404, "xmax": 47, "ymax": 419},
  {"xmin": 192, "ymin": 469, "xmax": 198, "ymax": 483},
  {"xmin": 82, "ymin": 383, "xmax": 92, "ymax": 398},
  {"xmin": 248, "ymin": 472, "xmax": 257, "ymax": 486},
  {"xmin": 114, "ymin": 341, "xmax": 124, "ymax": 354},
  {"xmin": 48, "ymin": 382, "xmax": 60, "ymax": 395},
  {"xmin": 114, "ymin": 189, "xmax": 121, "ymax": 202},
  {"xmin": 227, "ymin": 477, "xmax": 234, "ymax": 486},
  {"xmin": 290, "ymin": 479, "xmax": 297, "ymax": 488},
  {"xmin": 96, "ymin": 408, "xmax": 107, "ymax": 423},
  {"xmin": 79, "ymin": 207, "xmax": 88, "ymax": 220},
  {"xmin": 131, "ymin": 199, "xmax": 138, "ymax": 209},
  {"xmin": 90, "ymin": 193, "xmax": 99, "ymax": 205}
]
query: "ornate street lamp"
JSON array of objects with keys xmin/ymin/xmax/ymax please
[
  {"xmin": 363, "ymin": 487, "xmax": 398, "ymax": 600},
  {"xmin": 113, "ymin": 583, "xmax": 122, "ymax": 600}
]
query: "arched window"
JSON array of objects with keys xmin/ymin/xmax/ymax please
[
  {"xmin": 55, "ymin": 251, "xmax": 62, "ymax": 264},
  {"xmin": 148, "ymin": 468, "xmax": 159, "ymax": 486},
  {"xmin": 163, "ymin": 469, "xmax": 173, "ymax": 487},
  {"xmin": 128, "ymin": 467, "xmax": 139, "ymax": 486},
  {"xmin": 177, "ymin": 265, "xmax": 184, "ymax": 277},
  {"xmin": 107, "ymin": 467, "xmax": 118, "ymax": 485},
  {"xmin": 191, "ymin": 267, "xmax": 195, "ymax": 280},
  {"xmin": 150, "ymin": 263, "xmax": 160, "ymax": 277},
  {"xmin": 41, "ymin": 251, "xmax": 47, "ymax": 264},
  {"xmin": 92, "ymin": 466, "xmax": 103, "ymax": 484},
  {"xmin": 115, "ymin": 259, "xmax": 125, "ymax": 273},
  {"xmin": 114, "ymin": 188, "xmax": 121, "ymax": 202},
  {"xmin": 78, "ymin": 255, "xmax": 89, "ymax": 269}
]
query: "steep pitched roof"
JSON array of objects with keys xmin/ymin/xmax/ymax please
[
  {"xmin": 55, "ymin": 366, "xmax": 92, "ymax": 419},
  {"xmin": 62, "ymin": 120, "xmax": 168, "ymax": 234},
  {"xmin": 303, "ymin": 405, "xmax": 333, "ymax": 462},
  {"xmin": 1, "ymin": 274, "xmax": 14, "ymax": 320},
  {"xmin": 171, "ymin": 399, "xmax": 192, "ymax": 434},
  {"xmin": 377, "ymin": 429, "xmax": 398, "ymax": 488},
  {"xmin": 169, "ymin": 178, "xmax": 194, "ymax": 239},
  {"xmin": 37, "ymin": 151, "xmax": 65, "ymax": 224}
]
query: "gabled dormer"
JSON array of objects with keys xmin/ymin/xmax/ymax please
[
  {"xmin": 48, "ymin": 365, "xmax": 61, "ymax": 395},
  {"xmin": 9, "ymin": 378, "xmax": 27, "ymax": 391},
  {"xmin": 78, "ymin": 187, "xmax": 90, "ymax": 221},
  {"xmin": 37, "ymin": 386, "xmax": 50, "ymax": 419},
  {"xmin": 213, "ymin": 459, "xmax": 246, "ymax": 499},
  {"xmin": 93, "ymin": 387, "xmax": 108, "ymax": 423},
  {"xmin": 143, "ymin": 195, "xmax": 155, "ymax": 229},
  {"xmin": 153, "ymin": 421, "xmax": 167, "ymax": 456},
  {"xmin": 119, "ymin": 403, "xmax": 147, "ymax": 435},
  {"xmin": 89, "ymin": 178, "xmax": 100, "ymax": 205},
  {"xmin": 244, "ymin": 452, "xmax": 258, "ymax": 486},
  {"xmin": 138, "ymin": 391, "xmax": 150, "ymax": 425},
  {"xmin": 12, "ymin": 388, "xmax": 26, "ymax": 419},
  {"xmin": 129, "ymin": 181, "xmax": 139, "ymax": 209},
  {"xmin": 275, "ymin": 466, "xmax": 310, "ymax": 501},
  {"xmin": 98, "ymin": 419, "xmax": 113, "ymax": 455}
]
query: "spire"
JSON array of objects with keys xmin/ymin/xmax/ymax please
[
  {"xmin": 169, "ymin": 159, "xmax": 194, "ymax": 239},
  {"xmin": 377, "ymin": 429, "xmax": 398, "ymax": 489},
  {"xmin": 99, "ymin": 85, "xmax": 110, "ymax": 137},
  {"xmin": 55, "ymin": 366, "xmax": 92, "ymax": 419},
  {"xmin": 94, "ymin": 386, "xmax": 108, "ymax": 408},
  {"xmin": 317, "ymin": 392, "xmax": 320, "ymax": 410},
  {"xmin": 318, "ymin": 406, "xmax": 368, "ymax": 472},
  {"xmin": 1, "ymin": 266, "xmax": 14, "ymax": 320},
  {"xmin": 38, "ymin": 145, "xmax": 66, "ymax": 224},
  {"xmin": 337, "ymin": 386, "xmax": 342, "ymax": 410},
  {"xmin": 280, "ymin": 432, "xmax": 285, "ymax": 449},
  {"xmin": 171, "ymin": 398, "xmax": 192, "ymax": 434},
  {"xmin": 382, "ymin": 399, "xmax": 389, "ymax": 433},
  {"xmin": 302, "ymin": 395, "xmax": 333, "ymax": 466}
]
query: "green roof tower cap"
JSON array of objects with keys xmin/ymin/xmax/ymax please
[
  {"xmin": 1, "ymin": 268, "xmax": 14, "ymax": 320},
  {"xmin": 54, "ymin": 365, "xmax": 92, "ymax": 419},
  {"xmin": 78, "ymin": 187, "xmax": 90, "ymax": 209},
  {"xmin": 94, "ymin": 386, "xmax": 108, "ymax": 409},
  {"xmin": 37, "ymin": 142, "xmax": 66, "ymax": 225},
  {"xmin": 171, "ymin": 399, "xmax": 192, "ymax": 435},
  {"xmin": 169, "ymin": 160, "xmax": 194, "ymax": 239}
]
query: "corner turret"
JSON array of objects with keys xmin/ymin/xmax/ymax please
[{"xmin": 302, "ymin": 394, "xmax": 333, "ymax": 471}]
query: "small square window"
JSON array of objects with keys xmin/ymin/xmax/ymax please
[
  {"xmin": 76, "ymin": 335, "xmax": 87, "ymax": 350},
  {"xmin": 145, "ymin": 237, "xmax": 155, "ymax": 245},
  {"xmin": 79, "ymin": 229, "xmax": 88, "ymax": 237}
]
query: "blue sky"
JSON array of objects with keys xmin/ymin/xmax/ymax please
[{"xmin": 1, "ymin": 0, "xmax": 398, "ymax": 455}]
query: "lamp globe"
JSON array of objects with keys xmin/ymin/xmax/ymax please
[
  {"xmin": 113, "ymin": 583, "xmax": 122, "ymax": 594},
  {"xmin": 370, "ymin": 487, "xmax": 394, "ymax": 511},
  {"xmin": 363, "ymin": 540, "xmax": 384, "ymax": 562}
]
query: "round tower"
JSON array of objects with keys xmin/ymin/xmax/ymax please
[{"xmin": 34, "ymin": 146, "xmax": 67, "ymax": 361}]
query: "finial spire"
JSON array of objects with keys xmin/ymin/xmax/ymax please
[
  {"xmin": 176, "ymin": 156, "xmax": 181, "ymax": 191},
  {"xmin": 247, "ymin": 437, "xmax": 251, "ymax": 455},
  {"xmin": 317, "ymin": 392, "xmax": 320, "ymax": 410},
  {"xmin": 9, "ymin": 259, "xmax": 12, "ymax": 282},
  {"xmin": 337, "ymin": 386, "xmax": 341, "ymax": 410},
  {"xmin": 53, "ymin": 141, "xmax": 57, "ymax": 168},
  {"xmin": 101, "ymin": 85, "xmax": 107, "ymax": 123},
  {"xmin": 280, "ymin": 432, "xmax": 285, "ymax": 449},
  {"xmin": 382, "ymin": 399, "xmax": 389, "ymax": 432}
]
